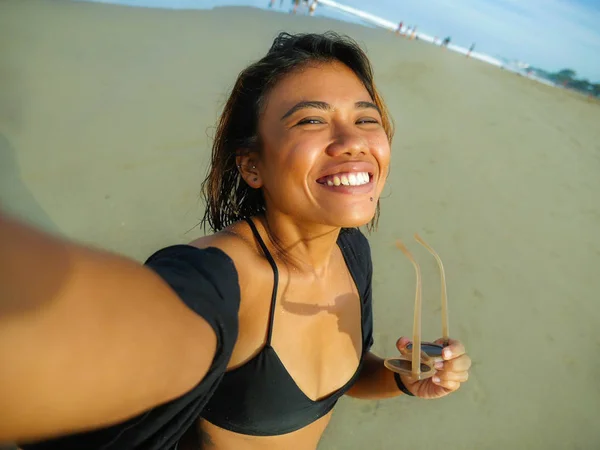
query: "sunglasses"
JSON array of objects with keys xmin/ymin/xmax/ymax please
[{"xmin": 383, "ymin": 233, "xmax": 450, "ymax": 381}]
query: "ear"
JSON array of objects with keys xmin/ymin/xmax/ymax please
[{"xmin": 235, "ymin": 151, "xmax": 262, "ymax": 189}]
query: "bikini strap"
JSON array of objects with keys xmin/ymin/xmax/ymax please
[{"xmin": 245, "ymin": 217, "xmax": 279, "ymax": 345}]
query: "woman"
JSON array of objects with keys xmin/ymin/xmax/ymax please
[{"xmin": 1, "ymin": 32, "xmax": 470, "ymax": 450}]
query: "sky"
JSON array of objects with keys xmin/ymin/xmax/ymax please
[{"xmin": 79, "ymin": 0, "xmax": 600, "ymax": 82}]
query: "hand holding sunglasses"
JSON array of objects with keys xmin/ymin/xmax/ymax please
[{"xmin": 384, "ymin": 234, "xmax": 472, "ymax": 399}]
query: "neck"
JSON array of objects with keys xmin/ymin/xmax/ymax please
[{"xmin": 258, "ymin": 210, "xmax": 342, "ymax": 276}]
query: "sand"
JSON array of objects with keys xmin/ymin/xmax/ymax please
[{"xmin": 2, "ymin": 1, "xmax": 600, "ymax": 449}]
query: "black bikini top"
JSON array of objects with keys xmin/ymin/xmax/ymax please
[{"xmin": 201, "ymin": 219, "xmax": 374, "ymax": 436}]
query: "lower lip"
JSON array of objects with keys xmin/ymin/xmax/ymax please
[{"xmin": 316, "ymin": 180, "xmax": 375, "ymax": 195}]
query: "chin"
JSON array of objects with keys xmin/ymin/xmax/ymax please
[{"xmin": 324, "ymin": 207, "xmax": 375, "ymax": 229}]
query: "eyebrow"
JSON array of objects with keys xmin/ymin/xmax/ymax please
[{"xmin": 280, "ymin": 100, "xmax": 381, "ymax": 120}]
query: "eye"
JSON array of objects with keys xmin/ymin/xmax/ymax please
[
  {"xmin": 297, "ymin": 117, "xmax": 325, "ymax": 126},
  {"xmin": 356, "ymin": 117, "xmax": 380, "ymax": 125}
]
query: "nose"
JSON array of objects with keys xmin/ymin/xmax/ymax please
[{"xmin": 325, "ymin": 124, "xmax": 368, "ymax": 157}]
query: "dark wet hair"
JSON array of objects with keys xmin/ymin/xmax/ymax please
[{"xmin": 200, "ymin": 31, "xmax": 394, "ymax": 232}]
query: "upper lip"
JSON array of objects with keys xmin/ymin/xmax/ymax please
[{"xmin": 316, "ymin": 161, "xmax": 376, "ymax": 181}]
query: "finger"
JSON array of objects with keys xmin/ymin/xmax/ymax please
[
  {"xmin": 438, "ymin": 355, "xmax": 472, "ymax": 372},
  {"xmin": 433, "ymin": 338, "xmax": 466, "ymax": 360},
  {"xmin": 431, "ymin": 377, "xmax": 461, "ymax": 391},
  {"xmin": 396, "ymin": 337, "xmax": 412, "ymax": 352},
  {"xmin": 434, "ymin": 370, "xmax": 469, "ymax": 383}
]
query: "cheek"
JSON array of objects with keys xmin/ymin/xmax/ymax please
[
  {"xmin": 268, "ymin": 137, "xmax": 324, "ymax": 180},
  {"xmin": 370, "ymin": 135, "xmax": 391, "ymax": 167},
  {"xmin": 369, "ymin": 136, "xmax": 391, "ymax": 194}
]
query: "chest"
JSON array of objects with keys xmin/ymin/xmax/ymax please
[
  {"xmin": 231, "ymin": 253, "xmax": 364, "ymax": 401},
  {"xmin": 274, "ymin": 273, "xmax": 363, "ymax": 399}
]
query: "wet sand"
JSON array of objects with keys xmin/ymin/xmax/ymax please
[{"xmin": 2, "ymin": 1, "xmax": 600, "ymax": 449}]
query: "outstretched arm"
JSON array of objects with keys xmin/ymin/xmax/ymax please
[{"xmin": 0, "ymin": 213, "xmax": 219, "ymax": 443}]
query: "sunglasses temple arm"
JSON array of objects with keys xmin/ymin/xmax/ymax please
[
  {"xmin": 396, "ymin": 240, "xmax": 422, "ymax": 378},
  {"xmin": 412, "ymin": 263, "xmax": 422, "ymax": 376},
  {"xmin": 439, "ymin": 258, "xmax": 449, "ymax": 346},
  {"xmin": 414, "ymin": 234, "xmax": 449, "ymax": 346}
]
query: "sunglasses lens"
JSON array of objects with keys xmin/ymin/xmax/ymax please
[
  {"xmin": 406, "ymin": 343, "xmax": 444, "ymax": 357},
  {"xmin": 387, "ymin": 359, "xmax": 433, "ymax": 373}
]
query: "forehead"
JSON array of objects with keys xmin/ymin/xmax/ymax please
[{"xmin": 262, "ymin": 61, "xmax": 373, "ymax": 115}]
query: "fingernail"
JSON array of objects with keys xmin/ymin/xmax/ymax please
[
  {"xmin": 433, "ymin": 376, "xmax": 441, "ymax": 383},
  {"xmin": 444, "ymin": 349, "xmax": 452, "ymax": 359},
  {"xmin": 435, "ymin": 361, "xmax": 444, "ymax": 369}
]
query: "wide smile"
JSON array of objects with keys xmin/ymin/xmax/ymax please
[
  {"xmin": 316, "ymin": 171, "xmax": 375, "ymax": 194},
  {"xmin": 317, "ymin": 171, "xmax": 371, "ymax": 187}
]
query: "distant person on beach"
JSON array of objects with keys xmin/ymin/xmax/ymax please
[
  {"xmin": 467, "ymin": 42, "xmax": 475, "ymax": 57},
  {"xmin": 395, "ymin": 21, "xmax": 403, "ymax": 35},
  {"xmin": 4, "ymin": 32, "xmax": 471, "ymax": 450},
  {"xmin": 410, "ymin": 26, "xmax": 417, "ymax": 40},
  {"xmin": 309, "ymin": 0, "xmax": 317, "ymax": 16},
  {"xmin": 442, "ymin": 36, "xmax": 451, "ymax": 47}
]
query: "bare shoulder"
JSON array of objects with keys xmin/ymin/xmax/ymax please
[
  {"xmin": 188, "ymin": 220, "xmax": 266, "ymax": 300},
  {"xmin": 189, "ymin": 220, "xmax": 275, "ymax": 365},
  {"xmin": 188, "ymin": 220, "xmax": 259, "ymax": 266}
]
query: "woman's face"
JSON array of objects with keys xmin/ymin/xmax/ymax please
[{"xmin": 253, "ymin": 60, "xmax": 391, "ymax": 229}]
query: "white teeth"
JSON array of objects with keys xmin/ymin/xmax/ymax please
[{"xmin": 322, "ymin": 172, "xmax": 370, "ymax": 187}]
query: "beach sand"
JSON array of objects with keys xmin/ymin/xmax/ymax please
[{"xmin": 2, "ymin": 1, "xmax": 600, "ymax": 448}]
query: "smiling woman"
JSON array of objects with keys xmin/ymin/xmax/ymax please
[
  {"xmin": 2, "ymin": 31, "xmax": 470, "ymax": 450},
  {"xmin": 201, "ymin": 32, "xmax": 394, "ymax": 234}
]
